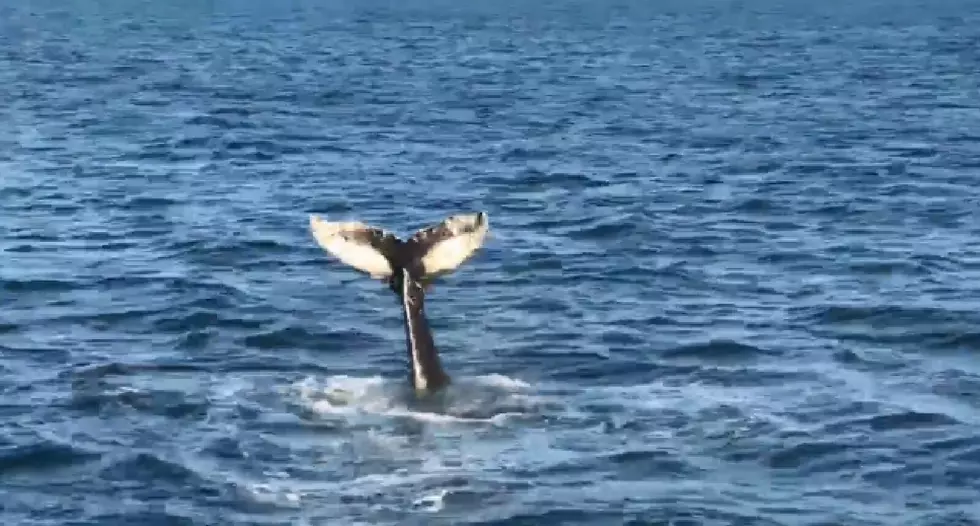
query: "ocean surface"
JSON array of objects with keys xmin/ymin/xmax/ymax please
[{"xmin": 3, "ymin": 0, "xmax": 980, "ymax": 524}]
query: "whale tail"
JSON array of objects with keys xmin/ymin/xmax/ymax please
[
  {"xmin": 308, "ymin": 211, "xmax": 489, "ymax": 284},
  {"xmin": 308, "ymin": 211, "xmax": 490, "ymax": 395}
]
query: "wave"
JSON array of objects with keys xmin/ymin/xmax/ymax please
[
  {"xmin": 0, "ymin": 440, "xmax": 100, "ymax": 477},
  {"xmin": 794, "ymin": 304, "xmax": 980, "ymax": 353}
]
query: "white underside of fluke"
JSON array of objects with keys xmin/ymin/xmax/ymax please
[
  {"xmin": 307, "ymin": 212, "xmax": 490, "ymax": 280},
  {"xmin": 417, "ymin": 213, "xmax": 490, "ymax": 278},
  {"xmin": 308, "ymin": 215, "xmax": 394, "ymax": 279}
]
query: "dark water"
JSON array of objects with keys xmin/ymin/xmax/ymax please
[{"xmin": 3, "ymin": 0, "xmax": 980, "ymax": 524}]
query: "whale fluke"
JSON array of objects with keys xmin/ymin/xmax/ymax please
[
  {"xmin": 308, "ymin": 212, "xmax": 489, "ymax": 281},
  {"xmin": 308, "ymin": 212, "xmax": 490, "ymax": 395}
]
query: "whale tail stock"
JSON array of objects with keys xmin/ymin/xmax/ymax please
[{"xmin": 307, "ymin": 211, "xmax": 490, "ymax": 394}]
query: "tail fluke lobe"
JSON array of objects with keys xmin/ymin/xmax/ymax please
[
  {"xmin": 308, "ymin": 214, "xmax": 402, "ymax": 279},
  {"xmin": 408, "ymin": 212, "xmax": 489, "ymax": 280}
]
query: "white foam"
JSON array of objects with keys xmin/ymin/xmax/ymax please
[
  {"xmin": 290, "ymin": 373, "xmax": 545, "ymax": 426},
  {"xmin": 473, "ymin": 373, "xmax": 532, "ymax": 390},
  {"xmin": 239, "ymin": 482, "xmax": 303, "ymax": 509},
  {"xmin": 413, "ymin": 489, "xmax": 450, "ymax": 512}
]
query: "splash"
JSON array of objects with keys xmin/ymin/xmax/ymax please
[{"xmin": 291, "ymin": 373, "xmax": 550, "ymax": 426}]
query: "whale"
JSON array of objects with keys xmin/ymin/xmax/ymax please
[{"xmin": 308, "ymin": 211, "xmax": 490, "ymax": 395}]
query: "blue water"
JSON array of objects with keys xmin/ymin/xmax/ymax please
[{"xmin": 3, "ymin": 0, "xmax": 980, "ymax": 524}]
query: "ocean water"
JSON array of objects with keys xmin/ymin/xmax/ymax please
[{"xmin": 3, "ymin": 0, "xmax": 980, "ymax": 524}]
